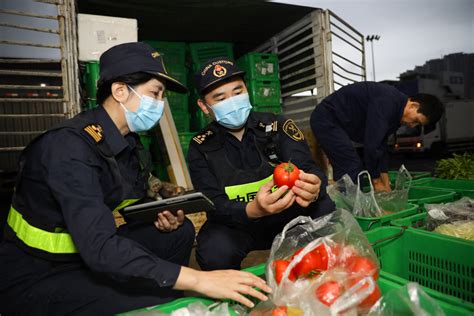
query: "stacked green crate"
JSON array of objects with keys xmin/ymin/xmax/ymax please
[
  {"xmin": 82, "ymin": 61, "xmax": 100, "ymax": 110},
  {"xmin": 187, "ymin": 42, "xmax": 234, "ymax": 131},
  {"xmin": 145, "ymin": 41, "xmax": 190, "ymax": 132},
  {"xmin": 178, "ymin": 132, "xmax": 195, "ymax": 158},
  {"xmin": 188, "ymin": 42, "xmax": 234, "ymax": 71},
  {"xmin": 237, "ymin": 53, "xmax": 281, "ymax": 114}
]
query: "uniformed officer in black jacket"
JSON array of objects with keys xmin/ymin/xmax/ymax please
[
  {"xmin": 310, "ymin": 82, "xmax": 443, "ymax": 192},
  {"xmin": 0, "ymin": 43, "xmax": 270, "ymax": 315},
  {"xmin": 187, "ymin": 57, "xmax": 335, "ymax": 271}
]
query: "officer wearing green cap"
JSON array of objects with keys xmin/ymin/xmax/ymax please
[
  {"xmin": 187, "ymin": 57, "xmax": 335, "ymax": 271},
  {"xmin": 0, "ymin": 43, "xmax": 270, "ymax": 314}
]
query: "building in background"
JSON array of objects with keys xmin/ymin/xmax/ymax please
[
  {"xmin": 396, "ymin": 52, "xmax": 474, "ymax": 100},
  {"xmin": 384, "ymin": 52, "xmax": 474, "ymax": 154}
]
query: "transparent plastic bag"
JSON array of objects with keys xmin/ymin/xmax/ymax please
[
  {"xmin": 375, "ymin": 165, "xmax": 411, "ymax": 213},
  {"xmin": 327, "ymin": 174, "xmax": 357, "ymax": 210},
  {"xmin": 248, "ymin": 301, "xmax": 304, "ymax": 316},
  {"xmin": 368, "ymin": 282, "xmax": 445, "ymax": 316},
  {"xmin": 265, "ymin": 209, "xmax": 380, "ymax": 314},
  {"xmin": 170, "ymin": 302, "xmax": 231, "ymax": 316},
  {"xmin": 353, "ymin": 171, "xmax": 383, "ymax": 217},
  {"xmin": 425, "ymin": 197, "xmax": 474, "ymax": 240},
  {"xmin": 327, "ymin": 166, "xmax": 412, "ymax": 217}
]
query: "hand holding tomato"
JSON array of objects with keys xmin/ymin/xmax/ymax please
[
  {"xmin": 274, "ymin": 162, "xmax": 300, "ymax": 188},
  {"xmin": 291, "ymin": 170, "xmax": 321, "ymax": 208},
  {"xmin": 246, "ymin": 178, "xmax": 296, "ymax": 218}
]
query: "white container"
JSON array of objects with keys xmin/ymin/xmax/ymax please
[{"xmin": 78, "ymin": 14, "xmax": 138, "ymax": 61}]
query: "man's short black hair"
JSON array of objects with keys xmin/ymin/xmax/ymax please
[
  {"xmin": 96, "ymin": 72, "xmax": 157, "ymax": 105},
  {"xmin": 410, "ymin": 93, "xmax": 444, "ymax": 125}
]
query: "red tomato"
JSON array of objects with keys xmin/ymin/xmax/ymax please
[
  {"xmin": 315, "ymin": 281, "xmax": 344, "ymax": 306},
  {"xmin": 313, "ymin": 244, "xmax": 329, "ymax": 270},
  {"xmin": 291, "ymin": 244, "xmax": 328, "ymax": 278},
  {"xmin": 273, "ymin": 162, "xmax": 300, "ymax": 188},
  {"xmin": 272, "ymin": 306, "xmax": 288, "ymax": 316},
  {"xmin": 273, "ymin": 260, "xmax": 296, "ymax": 284},
  {"xmin": 345, "ymin": 256, "xmax": 379, "ymax": 280}
]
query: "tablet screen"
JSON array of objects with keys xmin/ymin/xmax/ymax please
[{"xmin": 123, "ymin": 192, "xmax": 215, "ymax": 222}]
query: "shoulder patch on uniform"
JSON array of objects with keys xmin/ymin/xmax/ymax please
[
  {"xmin": 192, "ymin": 129, "xmax": 214, "ymax": 145},
  {"xmin": 283, "ymin": 119, "xmax": 304, "ymax": 142},
  {"xmin": 83, "ymin": 124, "xmax": 104, "ymax": 143}
]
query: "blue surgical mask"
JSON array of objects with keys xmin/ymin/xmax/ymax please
[
  {"xmin": 208, "ymin": 93, "xmax": 252, "ymax": 129},
  {"xmin": 120, "ymin": 86, "xmax": 164, "ymax": 133}
]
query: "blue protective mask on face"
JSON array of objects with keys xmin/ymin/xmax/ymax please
[
  {"xmin": 209, "ymin": 93, "xmax": 252, "ymax": 129},
  {"xmin": 120, "ymin": 86, "xmax": 164, "ymax": 133}
]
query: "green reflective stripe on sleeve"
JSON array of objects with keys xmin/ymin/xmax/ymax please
[
  {"xmin": 224, "ymin": 174, "xmax": 273, "ymax": 202},
  {"xmin": 7, "ymin": 206, "xmax": 78, "ymax": 254},
  {"xmin": 113, "ymin": 199, "xmax": 140, "ymax": 212}
]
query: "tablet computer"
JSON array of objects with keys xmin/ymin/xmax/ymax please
[{"xmin": 123, "ymin": 192, "xmax": 215, "ymax": 222}]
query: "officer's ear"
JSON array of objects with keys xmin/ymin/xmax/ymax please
[
  {"xmin": 197, "ymin": 98, "xmax": 210, "ymax": 115},
  {"xmin": 111, "ymin": 82, "xmax": 130, "ymax": 103}
]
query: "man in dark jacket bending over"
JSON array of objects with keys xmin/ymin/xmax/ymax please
[{"xmin": 310, "ymin": 82, "xmax": 443, "ymax": 192}]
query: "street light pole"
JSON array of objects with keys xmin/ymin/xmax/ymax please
[{"xmin": 366, "ymin": 35, "xmax": 380, "ymax": 81}]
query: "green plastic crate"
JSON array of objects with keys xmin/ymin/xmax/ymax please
[
  {"xmin": 171, "ymin": 112, "xmax": 191, "ymax": 132},
  {"xmin": 237, "ymin": 53, "xmax": 279, "ymax": 81},
  {"xmin": 240, "ymin": 264, "xmax": 472, "ymax": 315},
  {"xmin": 191, "ymin": 110, "xmax": 211, "ymax": 132},
  {"xmin": 145, "ymin": 41, "xmax": 186, "ymax": 71},
  {"xmin": 408, "ymin": 187, "xmax": 456, "ymax": 205},
  {"xmin": 179, "ymin": 132, "xmax": 194, "ymax": 157},
  {"xmin": 167, "ymin": 68, "xmax": 188, "ymax": 86},
  {"xmin": 82, "ymin": 61, "xmax": 100, "ymax": 109},
  {"xmin": 378, "ymin": 273, "xmax": 473, "ymax": 316},
  {"xmin": 188, "ymin": 42, "xmax": 234, "ymax": 68},
  {"xmin": 118, "ymin": 297, "xmax": 238, "ymax": 315},
  {"xmin": 391, "ymin": 212, "xmax": 428, "ymax": 229},
  {"xmin": 138, "ymin": 133, "xmax": 152, "ymax": 150},
  {"xmin": 120, "ymin": 261, "xmax": 472, "ymax": 315},
  {"xmin": 246, "ymin": 79, "xmax": 281, "ymax": 107},
  {"xmin": 391, "ymin": 209, "xmax": 474, "ymax": 243},
  {"xmin": 412, "ymin": 178, "xmax": 474, "ymax": 199},
  {"xmin": 356, "ymin": 203, "xmax": 419, "ymax": 231},
  {"xmin": 388, "ymin": 170, "xmax": 431, "ymax": 183},
  {"xmin": 366, "ymin": 226, "xmax": 474, "ymax": 309},
  {"xmin": 152, "ymin": 162, "xmax": 169, "ymax": 181},
  {"xmin": 167, "ymin": 92, "xmax": 189, "ymax": 113},
  {"xmin": 118, "ymin": 263, "xmax": 263, "ymax": 315},
  {"xmin": 253, "ymin": 105, "xmax": 282, "ymax": 115}
]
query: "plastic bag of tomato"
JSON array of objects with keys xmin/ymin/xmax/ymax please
[{"xmin": 257, "ymin": 209, "xmax": 381, "ymax": 315}]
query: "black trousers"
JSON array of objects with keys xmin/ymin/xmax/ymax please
[
  {"xmin": 0, "ymin": 219, "xmax": 195, "ymax": 316},
  {"xmin": 310, "ymin": 104, "xmax": 364, "ymax": 181},
  {"xmin": 196, "ymin": 195, "xmax": 335, "ymax": 271}
]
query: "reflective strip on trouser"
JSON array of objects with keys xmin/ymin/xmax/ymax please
[
  {"xmin": 224, "ymin": 174, "xmax": 273, "ymax": 202},
  {"xmin": 7, "ymin": 206, "xmax": 78, "ymax": 254},
  {"xmin": 7, "ymin": 199, "xmax": 139, "ymax": 254}
]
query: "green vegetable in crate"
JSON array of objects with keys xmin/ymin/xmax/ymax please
[{"xmin": 435, "ymin": 152, "xmax": 474, "ymax": 179}]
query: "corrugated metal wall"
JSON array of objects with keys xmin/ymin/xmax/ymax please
[
  {"xmin": 254, "ymin": 9, "xmax": 366, "ymax": 129},
  {"xmin": 0, "ymin": 0, "xmax": 80, "ymax": 172}
]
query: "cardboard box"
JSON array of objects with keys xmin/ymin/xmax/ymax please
[{"xmin": 78, "ymin": 14, "xmax": 137, "ymax": 61}]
